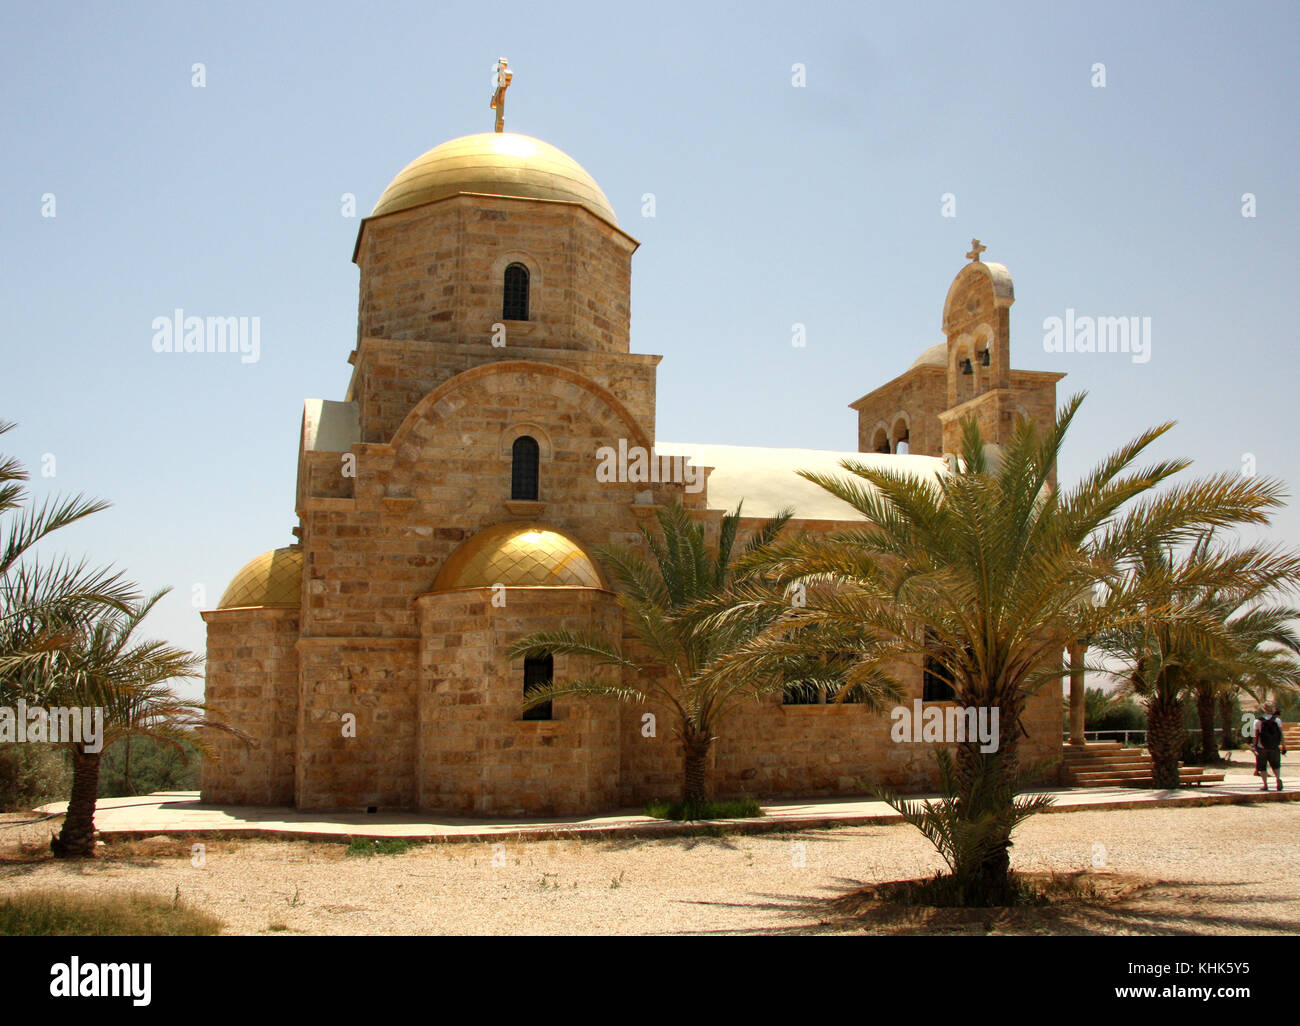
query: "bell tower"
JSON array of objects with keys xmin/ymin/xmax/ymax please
[{"xmin": 938, "ymin": 240, "xmax": 1021, "ymax": 455}]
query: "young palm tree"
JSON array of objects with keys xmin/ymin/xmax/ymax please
[
  {"xmin": 5, "ymin": 589, "xmax": 248, "ymax": 858},
  {"xmin": 0, "ymin": 419, "xmax": 135, "ymax": 701},
  {"xmin": 509, "ymin": 502, "xmax": 901, "ymax": 805},
  {"xmin": 710, "ymin": 394, "xmax": 1298, "ymax": 903},
  {"xmin": 1193, "ymin": 607, "xmax": 1300, "ymax": 762},
  {"xmin": 1097, "ymin": 542, "xmax": 1300, "ymax": 786}
]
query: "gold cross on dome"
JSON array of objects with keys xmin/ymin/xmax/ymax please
[
  {"xmin": 491, "ymin": 58, "xmax": 512, "ymax": 133},
  {"xmin": 966, "ymin": 238, "xmax": 986, "ymax": 262}
]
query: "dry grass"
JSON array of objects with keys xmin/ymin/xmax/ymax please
[{"xmin": 0, "ymin": 888, "xmax": 223, "ymax": 936}]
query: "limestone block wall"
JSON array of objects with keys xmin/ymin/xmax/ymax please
[
  {"xmin": 298, "ymin": 362, "xmax": 656, "ymax": 642},
  {"xmin": 348, "ymin": 338, "xmax": 660, "ymax": 448},
  {"xmin": 850, "ymin": 367, "xmax": 947, "ymax": 456},
  {"xmin": 199, "ymin": 608, "xmax": 299, "ymax": 805},
  {"xmin": 416, "ymin": 586, "xmax": 622, "ymax": 816},
  {"xmin": 617, "ymin": 667, "xmax": 1063, "ymax": 805},
  {"xmin": 354, "ymin": 195, "xmax": 636, "ymax": 354},
  {"xmin": 293, "ymin": 638, "xmax": 419, "ymax": 810}
]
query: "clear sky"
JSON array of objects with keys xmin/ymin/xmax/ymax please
[{"xmin": 2, "ymin": 0, "xmax": 1297, "ymax": 699}]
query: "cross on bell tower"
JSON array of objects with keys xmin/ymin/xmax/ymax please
[{"xmin": 966, "ymin": 238, "xmax": 986, "ymax": 262}]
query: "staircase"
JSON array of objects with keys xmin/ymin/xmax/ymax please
[
  {"xmin": 1063, "ymin": 741, "xmax": 1226, "ymax": 788},
  {"xmin": 1283, "ymin": 725, "xmax": 1300, "ymax": 748}
]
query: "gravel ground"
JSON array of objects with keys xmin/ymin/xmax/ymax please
[{"xmin": 3, "ymin": 799, "xmax": 1298, "ymax": 935}]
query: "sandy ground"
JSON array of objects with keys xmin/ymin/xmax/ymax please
[{"xmin": 2, "ymin": 798, "xmax": 1298, "ymax": 935}]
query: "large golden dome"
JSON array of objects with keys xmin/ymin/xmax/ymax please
[
  {"xmin": 370, "ymin": 132, "xmax": 617, "ymax": 225},
  {"xmin": 433, "ymin": 524, "xmax": 603, "ymax": 591},
  {"xmin": 217, "ymin": 547, "xmax": 303, "ymax": 609}
]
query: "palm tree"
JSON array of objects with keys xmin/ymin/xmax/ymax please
[
  {"xmin": 0, "ymin": 419, "xmax": 135, "ymax": 702},
  {"xmin": 509, "ymin": 502, "xmax": 901, "ymax": 805},
  {"xmin": 1097, "ymin": 541, "xmax": 1300, "ymax": 786},
  {"xmin": 2, "ymin": 589, "xmax": 248, "ymax": 858},
  {"xmin": 711, "ymin": 394, "xmax": 1298, "ymax": 904},
  {"xmin": 1194, "ymin": 607, "xmax": 1300, "ymax": 762}
]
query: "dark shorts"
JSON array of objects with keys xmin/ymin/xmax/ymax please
[{"xmin": 1257, "ymin": 747, "xmax": 1282, "ymax": 773}]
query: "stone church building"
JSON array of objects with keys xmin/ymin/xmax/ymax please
[{"xmin": 201, "ymin": 114, "xmax": 1065, "ymax": 816}]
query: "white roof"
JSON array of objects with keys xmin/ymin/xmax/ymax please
[
  {"xmin": 302, "ymin": 399, "xmax": 359, "ymax": 453},
  {"xmin": 655, "ymin": 442, "xmax": 946, "ymax": 521},
  {"xmin": 909, "ymin": 341, "xmax": 948, "ymax": 370}
]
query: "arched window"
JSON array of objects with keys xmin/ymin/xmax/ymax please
[
  {"xmin": 523, "ymin": 653, "xmax": 553, "ymax": 721},
  {"xmin": 503, "ymin": 263, "xmax": 529, "ymax": 321},
  {"xmin": 510, "ymin": 435, "xmax": 540, "ymax": 501},
  {"xmin": 890, "ymin": 418, "xmax": 910, "ymax": 455}
]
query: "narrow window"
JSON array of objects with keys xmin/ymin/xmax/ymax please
[
  {"xmin": 510, "ymin": 435, "xmax": 540, "ymax": 500},
  {"xmin": 782, "ymin": 681, "xmax": 822, "ymax": 705},
  {"xmin": 922, "ymin": 628, "xmax": 957, "ymax": 701},
  {"xmin": 503, "ymin": 262, "xmax": 529, "ymax": 320},
  {"xmin": 523, "ymin": 653, "xmax": 553, "ymax": 721},
  {"xmin": 782, "ymin": 653, "xmax": 860, "ymax": 704}
]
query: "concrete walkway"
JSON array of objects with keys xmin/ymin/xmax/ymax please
[{"xmin": 29, "ymin": 764, "xmax": 1299, "ymax": 845}]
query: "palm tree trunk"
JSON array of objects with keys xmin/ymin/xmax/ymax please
[
  {"xmin": 681, "ymin": 733, "xmax": 711, "ymax": 805},
  {"xmin": 953, "ymin": 695, "xmax": 1022, "ymax": 906},
  {"xmin": 51, "ymin": 746, "xmax": 101, "ymax": 858},
  {"xmin": 1196, "ymin": 685, "xmax": 1218, "ymax": 763},
  {"xmin": 1146, "ymin": 692, "xmax": 1185, "ymax": 789},
  {"xmin": 1218, "ymin": 692, "xmax": 1237, "ymax": 751}
]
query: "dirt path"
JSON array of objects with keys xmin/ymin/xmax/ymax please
[{"xmin": 2, "ymin": 801, "xmax": 1297, "ymax": 934}]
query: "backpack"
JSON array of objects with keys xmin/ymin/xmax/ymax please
[{"xmin": 1259, "ymin": 716, "xmax": 1283, "ymax": 748}]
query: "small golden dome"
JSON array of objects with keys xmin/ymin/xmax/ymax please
[
  {"xmin": 370, "ymin": 132, "xmax": 617, "ymax": 225},
  {"xmin": 217, "ymin": 547, "xmax": 303, "ymax": 609},
  {"xmin": 433, "ymin": 523, "xmax": 603, "ymax": 591}
]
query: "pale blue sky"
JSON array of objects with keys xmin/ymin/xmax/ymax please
[{"xmin": 2, "ymin": 0, "xmax": 1297, "ymax": 696}]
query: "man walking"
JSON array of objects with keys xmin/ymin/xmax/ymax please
[{"xmin": 1254, "ymin": 704, "xmax": 1287, "ymax": 792}]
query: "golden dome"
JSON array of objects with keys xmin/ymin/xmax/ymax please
[
  {"xmin": 217, "ymin": 547, "xmax": 303, "ymax": 609},
  {"xmin": 433, "ymin": 523, "xmax": 603, "ymax": 591},
  {"xmin": 370, "ymin": 132, "xmax": 617, "ymax": 225}
]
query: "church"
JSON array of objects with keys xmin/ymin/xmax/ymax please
[{"xmin": 200, "ymin": 69, "xmax": 1065, "ymax": 816}]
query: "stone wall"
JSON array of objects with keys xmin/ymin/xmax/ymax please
[
  {"xmin": 617, "ymin": 661, "xmax": 1063, "ymax": 806},
  {"xmin": 354, "ymin": 195, "xmax": 637, "ymax": 354},
  {"xmin": 297, "ymin": 361, "xmax": 665, "ymax": 642},
  {"xmin": 416, "ymin": 586, "xmax": 622, "ymax": 816},
  {"xmin": 348, "ymin": 338, "xmax": 660, "ymax": 447},
  {"xmin": 293, "ymin": 638, "xmax": 419, "ymax": 810},
  {"xmin": 850, "ymin": 366, "xmax": 946, "ymax": 456},
  {"xmin": 199, "ymin": 607, "xmax": 298, "ymax": 805}
]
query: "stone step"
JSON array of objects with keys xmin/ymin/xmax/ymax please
[
  {"xmin": 1064, "ymin": 755, "xmax": 1152, "ymax": 768},
  {"xmin": 1069, "ymin": 770, "xmax": 1226, "ymax": 788},
  {"xmin": 1070, "ymin": 765, "xmax": 1207, "ymax": 781},
  {"xmin": 1063, "ymin": 741, "xmax": 1124, "ymax": 753},
  {"xmin": 1065, "ymin": 764, "xmax": 1153, "ymax": 777}
]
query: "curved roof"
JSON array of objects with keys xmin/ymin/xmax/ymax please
[
  {"xmin": 217, "ymin": 547, "xmax": 303, "ymax": 609},
  {"xmin": 942, "ymin": 260, "xmax": 1015, "ymax": 332},
  {"xmin": 433, "ymin": 523, "xmax": 603, "ymax": 591},
  {"xmin": 370, "ymin": 132, "xmax": 617, "ymax": 225},
  {"xmin": 908, "ymin": 342, "xmax": 948, "ymax": 370},
  {"xmin": 654, "ymin": 443, "xmax": 947, "ymax": 521}
]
